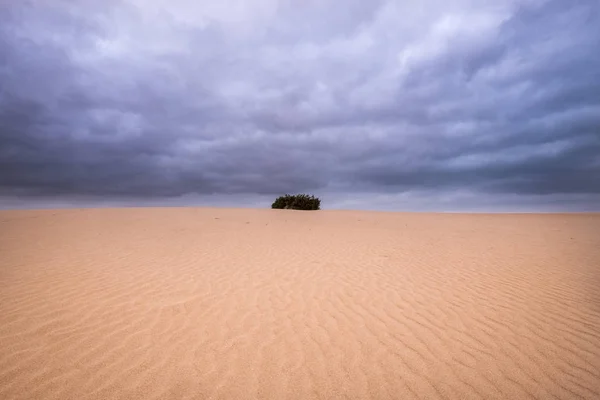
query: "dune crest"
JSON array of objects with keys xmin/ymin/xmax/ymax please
[{"xmin": 1, "ymin": 208, "xmax": 599, "ymax": 399}]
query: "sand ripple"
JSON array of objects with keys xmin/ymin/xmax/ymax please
[{"xmin": 1, "ymin": 208, "xmax": 599, "ymax": 399}]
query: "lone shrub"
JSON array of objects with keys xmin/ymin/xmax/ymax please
[{"xmin": 271, "ymin": 194, "xmax": 321, "ymax": 210}]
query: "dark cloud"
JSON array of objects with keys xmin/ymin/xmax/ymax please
[{"xmin": 0, "ymin": 0, "xmax": 599, "ymax": 210}]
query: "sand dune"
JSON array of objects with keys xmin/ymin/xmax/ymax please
[{"xmin": 1, "ymin": 208, "xmax": 599, "ymax": 399}]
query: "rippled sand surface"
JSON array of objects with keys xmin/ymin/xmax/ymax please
[{"xmin": 1, "ymin": 208, "xmax": 599, "ymax": 399}]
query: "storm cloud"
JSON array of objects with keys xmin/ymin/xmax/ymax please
[{"xmin": 1, "ymin": 0, "xmax": 599, "ymax": 211}]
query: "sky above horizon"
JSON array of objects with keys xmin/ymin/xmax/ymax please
[{"xmin": 1, "ymin": 0, "xmax": 599, "ymax": 211}]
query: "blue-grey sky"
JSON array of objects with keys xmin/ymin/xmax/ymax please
[{"xmin": 1, "ymin": 0, "xmax": 599, "ymax": 211}]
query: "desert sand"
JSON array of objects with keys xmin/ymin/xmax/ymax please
[{"xmin": 1, "ymin": 208, "xmax": 599, "ymax": 400}]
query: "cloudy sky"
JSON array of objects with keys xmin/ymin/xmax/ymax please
[{"xmin": 1, "ymin": 0, "xmax": 599, "ymax": 211}]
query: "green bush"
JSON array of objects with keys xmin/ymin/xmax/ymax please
[{"xmin": 271, "ymin": 194, "xmax": 321, "ymax": 210}]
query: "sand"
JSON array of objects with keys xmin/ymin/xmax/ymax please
[{"xmin": 1, "ymin": 208, "xmax": 599, "ymax": 400}]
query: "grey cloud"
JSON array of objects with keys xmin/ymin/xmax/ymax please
[{"xmin": 0, "ymin": 0, "xmax": 599, "ymax": 210}]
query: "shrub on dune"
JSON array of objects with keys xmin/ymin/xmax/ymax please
[{"xmin": 271, "ymin": 194, "xmax": 321, "ymax": 210}]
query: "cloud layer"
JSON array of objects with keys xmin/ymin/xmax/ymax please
[{"xmin": 1, "ymin": 0, "xmax": 599, "ymax": 210}]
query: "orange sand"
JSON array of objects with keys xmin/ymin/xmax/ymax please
[{"xmin": 1, "ymin": 208, "xmax": 599, "ymax": 399}]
